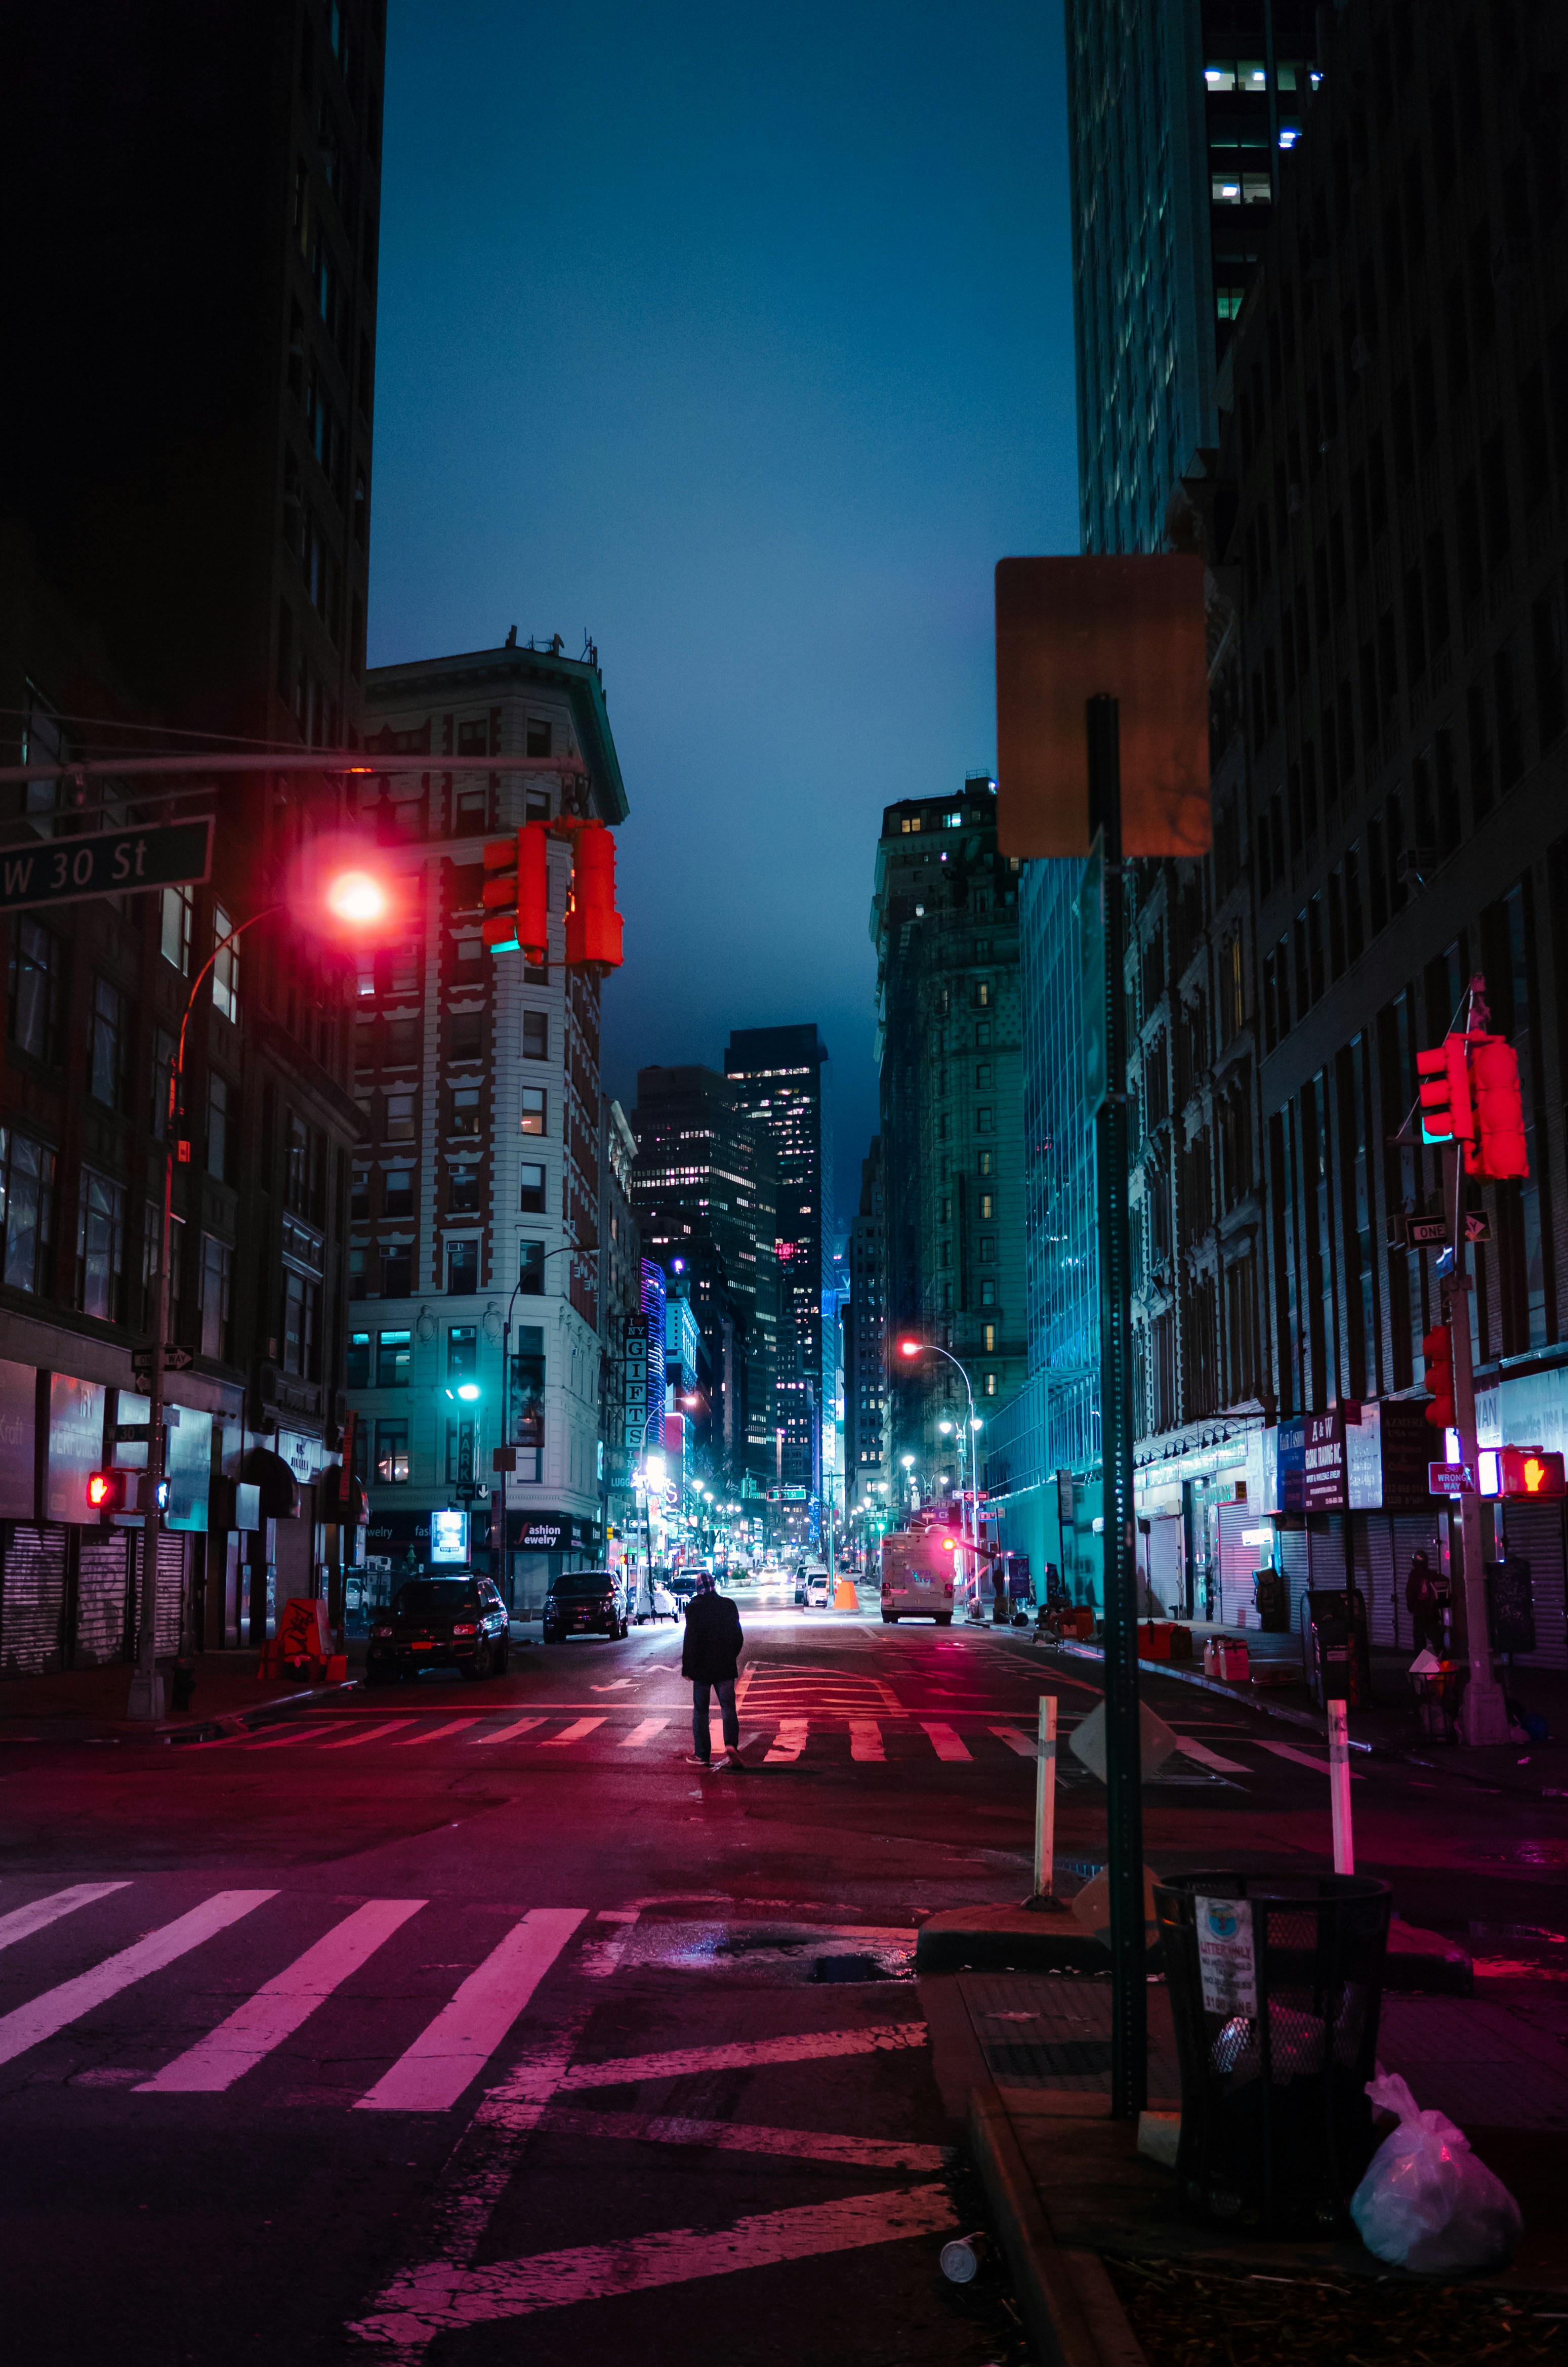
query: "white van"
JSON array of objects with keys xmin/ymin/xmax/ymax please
[{"xmin": 879, "ymin": 1528, "xmax": 958, "ymax": 1624}]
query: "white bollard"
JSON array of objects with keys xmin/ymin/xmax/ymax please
[
  {"xmin": 1033, "ymin": 1693, "xmax": 1058, "ymax": 1902},
  {"xmin": 1328, "ymin": 1698, "xmax": 1354, "ymax": 1875}
]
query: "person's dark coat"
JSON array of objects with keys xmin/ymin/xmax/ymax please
[
  {"xmin": 681, "ymin": 1590, "xmax": 744, "ymax": 1683},
  {"xmin": 1405, "ymin": 1554, "xmax": 1437, "ymax": 1615}
]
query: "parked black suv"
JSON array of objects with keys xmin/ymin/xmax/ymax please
[
  {"xmin": 542, "ymin": 1568, "xmax": 630, "ymax": 1643},
  {"xmin": 366, "ymin": 1576, "xmax": 510, "ymax": 1683}
]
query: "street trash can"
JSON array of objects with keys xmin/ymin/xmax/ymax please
[
  {"xmin": 1408, "ymin": 1653, "xmax": 1466, "ymax": 1742},
  {"xmin": 1154, "ymin": 1871, "xmax": 1392, "ymax": 2233}
]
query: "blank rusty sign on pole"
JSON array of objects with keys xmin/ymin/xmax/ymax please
[{"xmin": 994, "ymin": 555, "xmax": 1211, "ymax": 858}]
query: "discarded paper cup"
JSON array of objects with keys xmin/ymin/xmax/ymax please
[{"xmin": 939, "ymin": 2231, "xmax": 989, "ymax": 2283}]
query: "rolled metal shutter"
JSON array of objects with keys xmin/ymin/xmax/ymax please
[
  {"xmin": 129, "ymin": 1529, "xmax": 189, "ymax": 1657},
  {"xmin": 0, "ymin": 1524, "xmax": 69, "ymax": 1675},
  {"xmin": 75, "ymin": 1531, "xmax": 132, "ymax": 1666},
  {"xmin": 1307, "ymin": 1516, "xmax": 1344, "ymax": 1587},
  {"xmin": 1215, "ymin": 1503, "xmax": 1256, "ymax": 1625},
  {"xmin": 1496, "ymin": 1499, "xmax": 1568, "ymax": 1672},
  {"xmin": 1365, "ymin": 1515, "xmax": 1398, "ymax": 1647},
  {"xmin": 1277, "ymin": 1523, "xmax": 1309, "ymax": 1632}
]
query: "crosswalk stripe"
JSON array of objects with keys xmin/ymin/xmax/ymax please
[
  {"xmin": 618, "ymin": 1720, "xmax": 667, "ymax": 1748},
  {"xmin": 357, "ymin": 1907, "xmax": 587, "ymax": 2113},
  {"xmin": 541, "ymin": 1718, "xmax": 604, "ymax": 1747},
  {"xmin": 0, "ymin": 1883, "xmax": 130, "ymax": 1955},
  {"xmin": 1176, "ymin": 1736, "xmax": 1252, "ymax": 1775},
  {"xmin": 0, "ymin": 1890, "xmax": 276, "ymax": 2071},
  {"xmin": 849, "ymin": 1721, "xmax": 884, "ymax": 1763},
  {"xmin": 990, "ymin": 1726, "xmax": 1037, "ymax": 1757},
  {"xmin": 471, "ymin": 1718, "xmax": 548, "ymax": 1745},
  {"xmin": 396, "ymin": 1719, "xmax": 482, "ymax": 1745},
  {"xmin": 763, "ymin": 1718, "xmax": 809, "ymax": 1763},
  {"xmin": 920, "ymin": 1721, "xmax": 971, "ymax": 1763},
  {"xmin": 543, "ymin": 2103, "xmax": 951, "ymax": 2172},
  {"xmin": 137, "ymin": 1898, "xmax": 426, "ymax": 2093},
  {"xmin": 319, "ymin": 1719, "xmax": 416, "ymax": 1750},
  {"xmin": 1258, "ymin": 1738, "xmax": 1365, "ymax": 1779},
  {"xmin": 245, "ymin": 1724, "xmax": 346, "ymax": 1750},
  {"xmin": 350, "ymin": 2183, "xmax": 957, "ymax": 2341},
  {"xmin": 559, "ymin": 2021, "xmax": 929, "ymax": 2092}
]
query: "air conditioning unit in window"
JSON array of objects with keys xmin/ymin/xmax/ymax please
[{"xmin": 1395, "ymin": 846, "xmax": 1437, "ymax": 890}]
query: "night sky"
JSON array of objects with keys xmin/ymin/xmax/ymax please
[{"xmin": 369, "ymin": 0, "xmax": 1078, "ymax": 1236}]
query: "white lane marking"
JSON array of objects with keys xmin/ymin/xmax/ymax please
[
  {"xmin": 471, "ymin": 1718, "xmax": 548, "ymax": 1745},
  {"xmin": 921, "ymin": 1721, "xmax": 972, "ymax": 1763},
  {"xmin": 1258, "ymin": 1739, "xmax": 1366, "ymax": 1779},
  {"xmin": 763, "ymin": 1718, "xmax": 808, "ymax": 1764},
  {"xmin": 579, "ymin": 1907, "xmax": 642, "ymax": 1980},
  {"xmin": 848, "ymin": 1721, "xmax": 884, "ymax": 1763},
  {"xmin": 0, "ymin": 1891, "xmax": 276, "ymax": 2071},
  {"xmin": 590, "ymin": 1680, "xmax": 634, "ymax": 1693},
  {"xmin": 349, "ymin": 2183, "xmax": 956, "ymax": 2343},
  {"xmin": 558, "ymin": 2021, "xmax": 927, "ymax": 2092},
  {"xmin": 1176, "ymin": 1736, "xmax": 1252, "ymax": 1775},
  {"xmin": 357, "ymin": 1908, "xmax": 587, "ymax": 2113},
  {"xmin": 618, "ymin": 1720, "xmax": 667, "ymax": 1749},
  {"xmin": 541, "ymin": 1718, "xmax": 605, "ymax": 1747},
  {"xmin": 320, "ymin": 1720, "xmax": 416, "ymax": 1750},
  {"xmin": 395, "ymin": 1720, "xmax": 482, "ymax": 1746},
  {"xmin": 245, "ymin": 1724, "xmax": 348, "ymax": 1750},
  {"xmin": 0, "ymin": 1883, "xmax": 130, "ymax": 1955},
  {"xmin": 137, "ymin": 1898, "xmax": 425, "ymax": 2092},
  {"xmin": 991, "ymin": 1726, "xmax": 1037, "ymax": 1757},
  {"xmin": 543, "ymin": 2103, "xmax": 952, "ymax": 2171}
]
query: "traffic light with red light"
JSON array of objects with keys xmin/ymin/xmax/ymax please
[
  {"xmin": 1499, "ymin": 1446, "xmax": 1566, "ymax": 1498},
  {"xmin": 1416, "ymin": 1035, "xmax": 1475, "ymax": 1150},
  {"xmin": 563, "ymin": 819, "xmax": 623, "ymax": 974},
  {"xmin": 1422, "ymin": 1322, "xmax": 1455, "ymax": 1429},
  {"xmin": 481, "ymin": 826, "xmax": 548, "ymax": 961},
  {"xmin": 1470, "ymin": 1036, "xmax": 1529, "ymax": 1180},
  {"xmin": 87, "ymin": 1469, "xmax": 139, "ymax": 1518}
]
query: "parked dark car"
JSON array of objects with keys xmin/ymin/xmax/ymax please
[
  {"xmin": 542, "ymin": 1568, "xmax": 630, "ymax": 1643},
  {"xmin": 366, "ymin": 1576, "xmax": 510, "ymax": 1683}
]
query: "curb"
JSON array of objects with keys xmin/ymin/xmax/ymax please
[
  {"xmin": 1047, "ymin": 1638, "xmax": 1562, "ymax": 1799},
  {"xmin": 969, "ymin": 2083, "xmax": 1148, "ymax": 2367},
  {"xmin": 162, "ymin": 1677, "xmax": 364, "ymax": 1746},
  {"xmin": 915, "ymin": 1905, "xmax": 1472, "ymax": 1994}
]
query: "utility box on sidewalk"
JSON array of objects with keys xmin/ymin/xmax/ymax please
[
  {"xmin": 1154, "ymin": 1872, "xmax": 1391, "ymax": 2232},
  {"xmin": 1299, "ymin": 1585, "xmax": 1371, "ymax": 1707}
]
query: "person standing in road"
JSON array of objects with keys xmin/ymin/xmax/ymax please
[
  {"xmin": 1405, "ymin": 1549, "xmax": 1444, "ymax": 1656},
  {"xmin": 682, "ymin": 1570, "xmax": 745, "ymax": 1769}
]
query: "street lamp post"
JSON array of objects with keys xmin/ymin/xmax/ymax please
[{"xmin": 898, "ymin": 1339, "xmax": 980, "ymax": 1605}]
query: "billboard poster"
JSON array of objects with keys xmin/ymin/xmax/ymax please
[{"xmin": 46, "ymin": 1374, "xmax": 105, "ymax": 1524}]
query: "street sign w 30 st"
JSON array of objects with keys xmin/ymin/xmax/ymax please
[{"xmin": 0, "ymin": 817, "xmax": 214, "ymax": 912}]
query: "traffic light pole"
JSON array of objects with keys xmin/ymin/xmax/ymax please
[
  {"xmin": 1089, "ymin": 694, "xmax": 1145, "ymax": 2121},
  {"xmin": 1442, "ymin": 1143, "xmax": 1510, "ymax": 1746}
]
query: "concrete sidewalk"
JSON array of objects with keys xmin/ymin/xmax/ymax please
[
  {"xmin": 923, "ymin": 1969, "xmax": 1568, "ymax": 2367},
  {"xmin": 0, "ymin": 1650, "xmax": 361, "ymax": 1741}
]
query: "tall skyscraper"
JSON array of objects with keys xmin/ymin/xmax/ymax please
[
  {"xmin": 348, "ymin": 639, "xmax": 628, "ymax": 1612},
  {"xmin": 723, "ymin": 1026, "xmax": 831, "ymax": 1527},
  {"xmin": 846, "ymin": 1141, "xmax": 889, "ymax": 1511},
  {"xmin": 629, "ymin": 1064, "xmax": 778, "ymax": 1490},
  {"xmin": 871, "ymin": 781, "xmax": 1025, "ymax": 1497}
]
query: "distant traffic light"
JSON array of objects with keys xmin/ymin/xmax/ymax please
[
  {"xmin": 1470, "ymin": 1037, "xmax": 1528, "ymax": 1179},
  {"xmin": 482, "ymin": 825, "xmax": 548, "ymax": 960},
  {"xmin": 563, "ymin": 819, "xmax": 623, "ymax": 973},
  {"xmin": 1421, "ymin": 1322, "xmax": 1455, "ymax": 1429},
  {"xmin": 1416, "ymin": 1036, "xmax": 1474, "ymax": 1149}
]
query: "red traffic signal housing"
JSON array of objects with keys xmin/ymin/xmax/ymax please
[
  {"xmin": 87, "ymin": 1469, "xmax": 138, "ymax": 1517},
  {"xmin": 1415, "ymin": 1035, "xmax": 1475, "ymax": 1149},
  {"xmin": 1470, "ymin": 1036, "xmax": 1529, "ymax": 1179},
  {"xmin": 1421, "ymin": 1322, "xmax": 1455, "ymax": 1428},
  {"xmin": 562, "ymin": 818, "xmax": 624, "ymax": 974},
  {"xmin": 1500, "ymin": 1446, "xmax": 1566, "ymax": 1498},
  {"xmin": 481, "ymin": 825, "xmax": 548, "ymax": 961}
]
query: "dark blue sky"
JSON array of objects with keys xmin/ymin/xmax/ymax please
[{"xmin": 370, "ymin": 0, "xmax": 1078, "ymax": 1234}]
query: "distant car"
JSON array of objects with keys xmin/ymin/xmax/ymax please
[
  {"xmin": 670, "ymin": 1572, "xmax": 701, "ymax": 1608},
  {"xmin": 795, "ymin": 1563, "xmax": 830, "ymax": 1608},
  {"xmin": 649, "ymin": 1581, "xmax": 678, "ymax": 1621},
  {"xmin": 367, "ymin": 1575, "xmax": 510, "ymax": 1682},
  {"xmin": 542, "ymin": 1568, "xmax": 630, "ymax": 1643}
]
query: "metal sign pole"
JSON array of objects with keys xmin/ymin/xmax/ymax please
[
  {"xmin": 1089, "ymin": 693, "xmax": 1146, "ymax": 2121},
  {"xmin": 1033, "ymin": 1693, "xmax": 1059, "ymax": 1902}
]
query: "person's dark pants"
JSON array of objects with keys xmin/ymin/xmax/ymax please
[
  {"xmin": 691, "ymin": 1679, "xmax": 738, "ymax": 1760},
  {"xmin": 1413, "ymin": 1610, "xmax": 1445, "ymax": 1656}
]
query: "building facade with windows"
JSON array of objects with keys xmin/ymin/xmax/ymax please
[
  {"xmin": 0, "ymin": 2, "xmax": 388, "ymax": 1678},
  {"xmin": 845, "ymin": 1139, "xmax": 889, "ymax": 1513},
  {"xmin": 871, "ymin": 781, "xmax": 1026, "ymax": 1511},
  {"xmin": 722, "ymin": 1025, "xmax": 830, "ymax": 1544},
  {"xmin": 349, "ymin": 639, "xmax": 628, "ymax": 1612},
  {"xmin": 628, "ymin": 1063, "xmax": 778, "ymax": 1494},
  {"xmin": 597, "ymin": 1096, "xmax": 642, "ymax": 1567}
]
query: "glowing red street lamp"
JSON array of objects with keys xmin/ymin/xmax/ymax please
[{"xmin": 894, "ymin": 1338, "xmax": 981, "ymax": 1590}]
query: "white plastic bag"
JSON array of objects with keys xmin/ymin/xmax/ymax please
[{"xmin": 1350, "ymin": 2070, "xmax": 1522, "ymax": 2272}]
